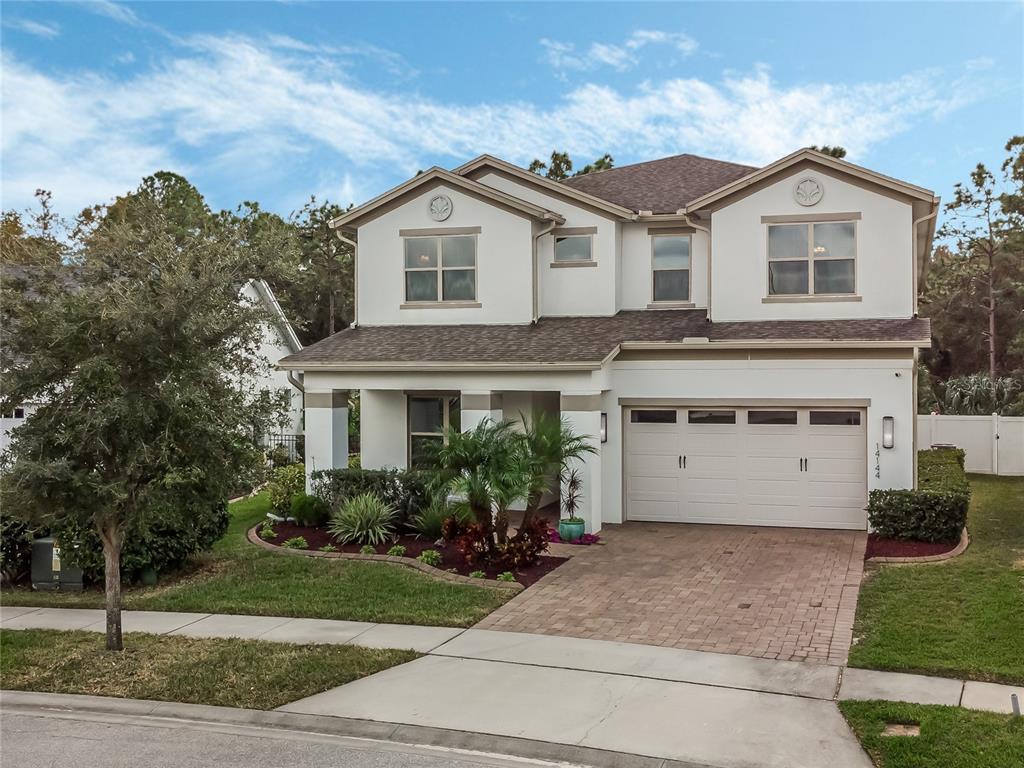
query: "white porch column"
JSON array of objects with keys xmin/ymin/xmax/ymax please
[
  {"xmin": 460, "ymin": 391, "xmax": 503, "ymax": 431},
  {"xmin": 304, "ymin": 390, "xmax": 349, "ymax": 491},
  {"xmin": 560, "ymin": 392, "xmax": 603, "ymax": 534}
]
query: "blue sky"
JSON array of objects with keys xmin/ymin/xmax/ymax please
[{"xmin": 2, "ymin": 1, "xmax": 1022, "ymax": 221}]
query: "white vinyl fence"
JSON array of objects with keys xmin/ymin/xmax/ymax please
[{"xmin": 918, "ymin": 414, "xmax": 1024, "ymax": 476}]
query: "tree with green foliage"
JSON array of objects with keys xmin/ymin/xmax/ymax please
[
  {"xmin": 925, "ymin": 137, "xmax": 1024, "ymax": 384},
  {"xmin": 528, "ymin": 151, "xmax": 614, "ymax": 180},
  {"xmin": 0, "ymin": 190, "xmax": 66, "ymax": 265},
  {"xmin": 0, "ymin": 183, "xmax": 285, "ymax": 651},
  {"xmin": 810, "ymin": 145, "xmax": 847, "ymax": 158}
]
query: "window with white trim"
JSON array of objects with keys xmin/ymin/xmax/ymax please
[
  {"xmin": 408, "ymin": 396, "xmax": 461, "ymax": 468},
  {"xmin": 404, "ymin": 235, "xmax": 476, "ymax": 302},
  {"xmin": 652, "ymin": 234, "xmax": 691, "ymax": 302},
  {"xmin": 767, "ymin": 221, "xmax": 856, "ymax": 295},
  {"xmin": 554, "ymin": 235, "xmax": 593, "ymax": 262}
]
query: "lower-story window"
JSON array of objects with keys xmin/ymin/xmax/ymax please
[{"xmin": 408, "ymin": 395, "xmax": 461, "ymax": 468}]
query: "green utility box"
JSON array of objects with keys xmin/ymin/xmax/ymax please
[{"xmin": 31, "ymin": 537, "xmax": 84, "ymax": 592}]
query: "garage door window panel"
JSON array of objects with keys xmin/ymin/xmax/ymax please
[
  {"xmin": 688, "ymin": 410, "xmax": 736, "ymax": 425},
  {"xmin": 630, "ymin": 409, "xmax": 677, "ymax": 424},
  {"xmin": 809, "ymin": 411, "xmax": 861, "ymax": 426},
  {"xmin": 748, "ymin": 410, "xmax": 798, "ymax": 425}
]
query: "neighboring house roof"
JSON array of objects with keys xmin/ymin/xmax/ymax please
[
  {"xmin": 329, "ymin": 167, "xmax": 566, "ymax": 231},
  {"xmin": 560, "ymin": 154, "xmax": 758, "ymax": 215},
  {"xmin": 453, "ymin": 154, "xmax": 638, "ymax": 220},
  {"xmin": 240, "ymin": 278, "xmax": 303, "ymax": 355},
  {"xmin": 278, "ymin": 311, "xmax": 931, "ymax": 370}
]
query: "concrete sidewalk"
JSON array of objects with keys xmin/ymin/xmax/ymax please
[{"xmin": 0, "ymin": 606, "xmax": 461, "ymax": 652}]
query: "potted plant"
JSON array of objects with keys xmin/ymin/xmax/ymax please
[{"xmin": 558, "ymin": 468, "xmax": 586, "ymax": 543}]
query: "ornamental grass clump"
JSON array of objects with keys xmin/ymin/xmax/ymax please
[{"xmin": 328, "ymin": 493, "xmax": 397, "ymax": 546}]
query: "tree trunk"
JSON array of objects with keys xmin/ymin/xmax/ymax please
[
  {"xmin": 99, "ymin": 521, "xmax": 123, "ymax": 651},
  {"xmin": 988, "ymin": 269, "xmax": 997, "ymax": 383},
  {"xmin": 328, "ymin": 290, "xmax": 336, "ymax": 336},
  {"xmin": 495, "ymin": 506, "xmax": 509, "ymax": 545}
]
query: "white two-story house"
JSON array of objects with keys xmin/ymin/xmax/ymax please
[{"xmin": 280, "ymin": 149, "xmax": 938, "ymax": 533}]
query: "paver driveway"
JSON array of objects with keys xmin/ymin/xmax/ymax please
[{"xmin": 477, "ymin": 522, "xmax": 867, "ymax": 664}]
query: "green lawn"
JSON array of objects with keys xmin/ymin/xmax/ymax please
[
  {"xmin": 1, "ymin": 494, "xmax": 510, "ymax": 627},
  {"xmin": 849, "ymin": 474, "xmax": 1024, "ymax": 684},
  {"xmin": 0, "ymin": 628, "xmax": 416, "ymax": 710},
  {"xmin": 840, "ymin": 701, "xmax": 1024, "ymax": 768}
]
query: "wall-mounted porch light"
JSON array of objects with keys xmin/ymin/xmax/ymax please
[
  {"xmin": 882, "ymin": 416, "xmax": 895, "ymax": 449},
  {"xmin": 600, "ymin": 412, "xmax": 608, "ymax": 443}
]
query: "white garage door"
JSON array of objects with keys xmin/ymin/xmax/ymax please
[{"xmin": 625, "ymin": 406, "xmax": 867, "ymax": 529}]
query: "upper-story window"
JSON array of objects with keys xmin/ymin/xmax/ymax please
[
  {"xmin": 652, "ymin": 234, "xmax": 691, "ymax": 302},
  {"xmin": 554, "ymin": 235, "xmax": 592, "ymax": 263},
  {"xmin": 404, "ymin": 235, "xmax": 476, "ymax": 302},
  {"xmin": 767, "ymin": 221, "xmax": 856, "ymax": 296}
]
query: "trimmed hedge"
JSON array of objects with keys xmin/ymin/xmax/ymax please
[
  {"xmin": 311, "ymin": 467, "xmax": 431, "ymax": 530},
  {"xmin": 867, "ymin": 448, "xmax": 970, "ymax": 543}
]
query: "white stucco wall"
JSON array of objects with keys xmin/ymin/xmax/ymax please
[
  {"xmin": 599, "ymin": 354, "xmax": 916, "ymax": 526},
  {"xmin": 619, "ymin": 223, "xmax": 709, "ymax": 310},
  {"xmin": 238, "ymin": 281, "xmax": 303, "ymax": 435},
  {"xmin": 0, "ymin": 403, "xmax": 38, "ymax": 456},
  {"xmin": 357, "ymin": 184, "xmax": 534, "ymax": 326},
  {"xmin": 710, "ymin": 169, "xmax": 914, "ymax": 321},
  {"xmin": 474, "ymin": 172, "xmax": 619, "ymax": 317},
  {"xmin": 360, "ymin": 388, "xmax": 408, "ymax": 469}
]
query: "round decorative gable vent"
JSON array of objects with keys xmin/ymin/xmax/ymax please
[
  {"xmin": 428, "ymin": 194, "xmax": 453, "ymax": 221},
  {"xmin": 793, "ymin": 177, "xmax": 824, "ymax": 207}
]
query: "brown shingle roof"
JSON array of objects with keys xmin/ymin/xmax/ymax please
[
  {"xmin": 560, "ymin": 154, "xmax": 758, "ymax": 214},
  {"xmin": 279, "ymin": 311, "xmax": 931, "ymax": 369}
]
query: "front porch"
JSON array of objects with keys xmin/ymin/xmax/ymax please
[{"xmin": 303, "ymin": 387, "xmax": 608, "ymax": 532}]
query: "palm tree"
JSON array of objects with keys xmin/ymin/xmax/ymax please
[
  {"xmin": 516, "ymin": 411, "xmax": 596, "ymax": 529},
  {"xmin": 428, "ymin": 419, "xmax": 530, "ymax": 551}
]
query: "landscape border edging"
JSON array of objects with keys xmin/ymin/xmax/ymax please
[
  {"xmin": 866, "ymin": 527, "xmax": 970, "ymax": 565},
  {"xmin": 247, "ymin": 525, "xmax": 523, "ymax": 592}
]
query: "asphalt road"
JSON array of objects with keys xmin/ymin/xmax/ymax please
[{"xmin": 0, "ymin": 711, "xmax": 586, "ymax": 768}]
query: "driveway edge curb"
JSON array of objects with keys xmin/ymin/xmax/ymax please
[{"xmin": 0, "ymin": 690, "xmax": 710, "ymax": 768}]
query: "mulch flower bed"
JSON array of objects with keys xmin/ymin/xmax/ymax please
[
  {"xmin": 264, "ymin": 521, "xmax": 566, "ymax": 587},
  {"xmin": 865, "ymin": 534, "xmax": 960, "ymax": 560}
]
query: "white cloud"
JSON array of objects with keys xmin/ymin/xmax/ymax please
[
  {"xmin": 0, "ymin": 35, "xmax": 988, "ymax": 217},
  {"xmin": 3, "ymin": 18, "xmax": 61, "ymax": 39},
  {"xmin": 542, "ymin": 29, "xmax": 699, "ymax": 72},
  {"xmin": 77, "ymin": 0, "xmax": 142, "ymax": 26}
]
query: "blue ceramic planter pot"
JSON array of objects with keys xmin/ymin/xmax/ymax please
[{"xmin": 559, "ymin": 520, "xmax": 586, "ymax": 543}]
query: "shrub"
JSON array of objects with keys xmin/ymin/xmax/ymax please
[
  {"xmin": 328, "ymin": 493, "xmax": 397, "ymax": 545},
  {"xmin": 52, "ymin": 500, "xmax": 229, "ymax": 583},
  {"xmin": 496, "ymin": 516, "xmax": 550, "ymax": 570},
  {"xmin": 867, "ymin": 448, "xmax": 971, "ymax": 543},
  {"xmin": 319, "ymin": 544, "xmax": 337, "ymax": 552},
  {"xmin": 411, "ymin": 498, "xmax": 472, "ymax": 540},
  {"xmin": 469, "ymin": 570, "xmax": 485, "ymax": 579},
  {"xmin": 311, "ymin": 468, "xmax": 430, "ymax": 529},
  {"xmin": 281, "ymin": 536, "xmax": 308, "ymax": 549},
  {"xmin": 359, "ymin": 544, "xmax": 376, "ymax": 555},
  {"xmin": 268, "ymin": 463, "xmax": 305, "ymax": 516},
  {"xmin": 386, "ymin": 544, "xmax": 407, "ymax": 557},
  {"xmin": 0, "ymin": 514, "xmax": 33, "ymax": 586},
  {"xmin": 348, "ymin": 453, "xmax": 362, "ymax": 469},
  {"xmin": 497, "ymin": 571, "xmax": 516, "ymax": 582},
  {"xmin": 258, "ymin": 521, "xmax": 276, "ymax": 540},
  {"xmin": 417, "ymin": 549, "xmax": 442, "ymax": 567},
  {"xmin": 290, "ymin": 493, "xmax": 330, "ymax": 526}
]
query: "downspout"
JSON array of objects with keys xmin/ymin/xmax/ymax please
[
  {"xmin": 532, "ymin": 218, "xmax": 558, "ymax": 324},
  {"xmin": 335, "ymin": 230, "xmax": 358, "ymax": 328},
  {"xmin": 681, "ymin": 211, "xmax": 712, "ymax": 320},
  {"xmin": 287, "ymin": 371, "xmax": 304, "ymax": 393},
  {"xmin": 911, "ymin": 200, "xmax": 940, "ymax": 317}
]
